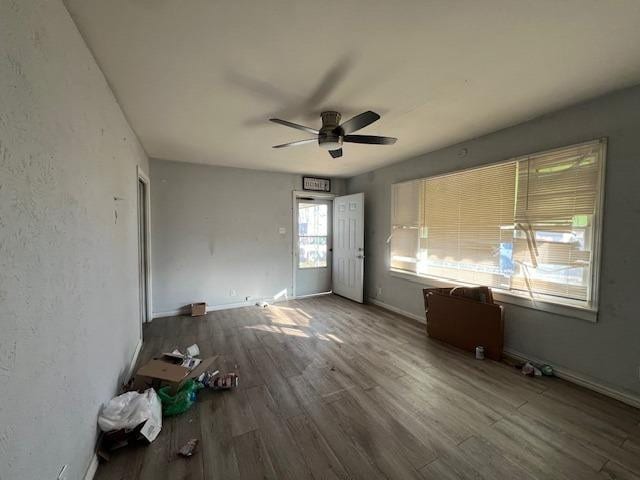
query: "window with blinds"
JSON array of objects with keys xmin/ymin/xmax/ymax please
[
  {"xmin": 390, "ymin": 179, "xmax": 422, "ymax": 273},
  {"xmin": 390, "ymin": 139, "xmax": 605, "ymax": 308}
]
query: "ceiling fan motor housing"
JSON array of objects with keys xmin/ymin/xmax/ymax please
[{"xmin": 319, "ymin": 111, "xmax": 342, "ymax": 150}]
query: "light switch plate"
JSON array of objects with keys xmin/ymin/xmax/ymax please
[{"xmin": 279, "ymin": 227, "xmax": 286, "ymax": 235}]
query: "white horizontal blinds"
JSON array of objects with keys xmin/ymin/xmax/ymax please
[
  {"xmin": 512, "ymin": 142, "xmax": 603, "ymax": 301},
  {"xmin": 420, "ymin": 162, "xmax": 517, "ymax": 288},
  {"xmin": 390, "ymin": 180, "xmax": 422, "ymax": 273}
]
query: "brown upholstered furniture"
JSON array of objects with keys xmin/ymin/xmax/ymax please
[{"xmin": 423, "ymin": 287, "xmax": 504, "ymax": 360}]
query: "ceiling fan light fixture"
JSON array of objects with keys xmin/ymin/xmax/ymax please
[
  {"xmin": 270, "ymin": 110, "xmax": 396, "ymax": 157},
  {"xmin": 318, "ymin": 133, "xmax": 342, "ymax": 151},
  {"xmin": 319, "ymin": 140, "xmax": 342, "ymax": 151}
]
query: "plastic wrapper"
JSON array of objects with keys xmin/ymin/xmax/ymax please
[
  {"xmin": 157, "ymin": 379, "xmax": 203, "ymax": 417},
  {"xmin": 98, "ymin": 388, "xmax": 162, "ymax": 442}
]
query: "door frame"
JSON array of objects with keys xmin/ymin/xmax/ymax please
[
  {"xmin": 137, "ymin": 165, "xmax": 153, "ymax": 325},
  {"xmin": 292, "ymin": 190, "xmax": 335, "ymax": 299}
]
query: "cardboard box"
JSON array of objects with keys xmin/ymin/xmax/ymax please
[
  {"xmin": 134, "ymin": 355, "xmax": 218, "ymax": 393},
  {"xmin": 423, "ymin": 288, "xmax": 504, "ymax": 361},
  {"xmin": 191, "ymin": 302, "xmax": 206, "ymax": 316}
]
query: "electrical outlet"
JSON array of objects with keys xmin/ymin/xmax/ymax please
[
  {"xmin": 377, "ymin": 287, "xmax": 382, "ymax": 296},
  {"xmin": 229, "ymin": 289, "xmax": 237, "ymax": 297}
]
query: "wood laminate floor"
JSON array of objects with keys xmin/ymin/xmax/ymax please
[{"xmin": 96, "ymin": 294, "xmax": 640, "ymax": 480}]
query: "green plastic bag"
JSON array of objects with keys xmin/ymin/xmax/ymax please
[{"xmin": 157, "ymin": 379, "xmax": 203, "ymax": 417}]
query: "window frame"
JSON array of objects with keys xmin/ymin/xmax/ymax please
[{"xmin": 388, "ymin": 138, "xmax": 607, "ymax": 322}]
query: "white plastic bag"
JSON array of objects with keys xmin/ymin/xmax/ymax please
[{"xmin": 98, "ymin": 388, "xmax": 162, "ymax": 442}]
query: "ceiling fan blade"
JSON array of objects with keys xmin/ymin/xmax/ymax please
[
  {"xmin": 343, "ymin": 134, "xmax": 397, "ymax": 145},
  {"xmin": 329, "ymin": 148, "xmax": 343, "ymax": 158},
  {"xmin": 272, "ymin": 138, "xmax": 317, "ymax": 149},
  {"xmin": 338, "ymin": 111, "xmax": 380, "ymax": 134},
  {"xmin": 269, "ymin": 118, "xmax": 319, "ymax": 135}
]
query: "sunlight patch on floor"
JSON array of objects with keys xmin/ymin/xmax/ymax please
[
  {"xmin": 243, "ymin": 323, "xmax": 346, "ymax": 343},
  {"xmin": 325, "ymin": 333, "xmax": 343, "ymax": 344},
  {"xmin": 267, "ymin": 305, "xmax": 309, "ymax": 327},
  {"xmin": 295, "ymin": 308, "xmax": 313, "ymax": 319}
]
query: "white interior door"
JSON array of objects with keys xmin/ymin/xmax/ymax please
[{"xmin": 332, "ymin": 193, "xmax": 364, "ymax": 303}]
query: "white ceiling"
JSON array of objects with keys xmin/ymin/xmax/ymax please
[{"xmin": 65, "ymin": 0, "xmax": 640, "ymax": 177}]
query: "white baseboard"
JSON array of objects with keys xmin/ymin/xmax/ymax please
[
  {"xmin": 294, "ymin": 291, "xmax": 333, "ymax": 300},
  {"xmin": 367, "ymin": 297, "xmax": 425, "ymax": 323},
  {"xmin": 367, "ymin": 298, "xmax": 640, "ymax": 409},
  {"xmin": 152, "ymin": 306, "xmax": 189, "ymax": 318},
  {"xmin": 152, "ymin": 295, "xmax": 292, "ymax": 319},
  {"xmin": 126, "ymin": 337, "xmax": 144, "ymax": 380},
  {"xmin": 83, "ymin": 453, "xmax": 99, "ymax": 480},
  {"xmin": 504, "ymin": 348, "xmax": 640, "ymax": 409}
]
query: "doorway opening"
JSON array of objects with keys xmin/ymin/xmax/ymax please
[
  {"xmin": 137, "ymin": 167, "xmax": 152, "ymax": 331},
  {"xmin": 293, "ymin": 192, "xmax": 334, "ymax": 298}
]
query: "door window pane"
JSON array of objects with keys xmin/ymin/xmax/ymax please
[
  {"xmin": 299, "ymin": 236, "xmax": 328, "ymax": 268},
  {"xmin": 298, "ymin": 203, "xmax": 328, "ymax": 236},
  {"xmin": 298, "ymin": 203, "xmax": 328, "ymax": 268}
]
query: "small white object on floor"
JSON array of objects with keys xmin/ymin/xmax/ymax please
[{"xmin": 186, "ymin": 343, "xmax": 200, "ymax": 357}]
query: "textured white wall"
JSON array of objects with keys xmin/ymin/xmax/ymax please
[
  {"xmin": 150, "ymin": 159, "xmax": 345, "ymax": 315},
  {"xmin": 0, "ymin": 1, "xmax": 149, "ymax": 478},
  {"xmin": 347, "ymin": 85, "xmax": 640, "ymax": 398}
]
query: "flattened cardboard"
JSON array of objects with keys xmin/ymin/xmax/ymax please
[
  {"xmin": 134, "ymin": 355, "xmax": 218, "ymax": 393},
  {"xmin": 137, "ymin": 360, "xmax": 189, "ymax": 383},
  {"xmin": 423, "ymin": 288, "xmax": 503, "ymax": 361}
]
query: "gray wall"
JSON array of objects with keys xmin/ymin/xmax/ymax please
[
  {"xmin": 150, "ymin": 159, "xmax": 345, "ymax": 315},
  {"xmin": 347, "ymin": 85, "xmax": 640, "ymax": 397},
  {"xmin": 0, "ymin": 1, "xmax": 149, "ymax": 478}
]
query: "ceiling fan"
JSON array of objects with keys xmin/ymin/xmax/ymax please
[{"xmin": 270, "ymin": 110, "xmax": 397, "ymax": 158}]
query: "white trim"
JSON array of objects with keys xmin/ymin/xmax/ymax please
[
  {"xmin": 207, "ymin": 300, "xmax": 259, "ymax": 312},
  {"xmin": 126, "ymin": 338, "xmax": 144, "ymax": 380},
  {"xmin": 295, "ymin": 291, "xmax": 333, "ymax": 300},
  {"xmin": 504, "ymin": 348, "xmax": 640, "ymax": 409},
  {"xmin": 293, "ymin": 190, "xmax": 336, "ymax": 200},
  {"xmin": 83, "ymin": 453, "xmax": 99, "ymax": 480},
  {"xmin": 590, "ymin": 138, "xmax": 607, "ymax": 315},
  {"xmin": 292, "ymin": 190, "xmax": 335, "ymax": 299},
  {"xmin": 152, "ymin": 295, "xmax": 292, "ymax": 319},
  {"xmin": 367, "ymin": 297, "xmax": 425, "ymax": 323},
  {"xmin": 136, "ymin": 165, "xmax": 153, "ymax": 325},
  {"xmin": 389, "ymin": 269, "xmax": 597, "ymax": 322},
  {"xmin": 152, "ymin": 308, "xmax": 187, "ymax": 318}
]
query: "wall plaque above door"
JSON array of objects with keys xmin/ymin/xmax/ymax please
[{"xmin": 303, "ymin": 176, "xmax": 331, "ymax": 192}]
